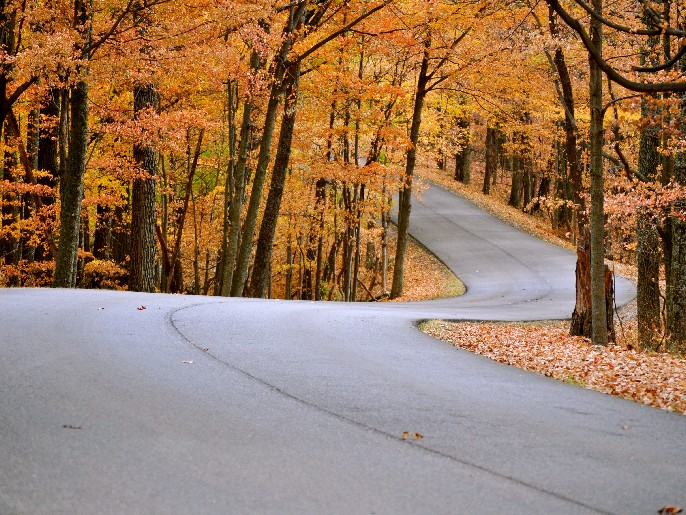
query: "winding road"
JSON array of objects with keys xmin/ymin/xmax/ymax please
[{"xmin": 1, "ymin": 184, "xmax": 684, "ymax": 514}]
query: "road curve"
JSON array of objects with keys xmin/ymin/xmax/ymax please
[{"xmin": 1, "ymin": 184, "xmax": 683, "ymax": 515}]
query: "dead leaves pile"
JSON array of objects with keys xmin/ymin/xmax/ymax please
[
  {"xmin": 424, "ymin": 321, "xmax": 686, "ymax": 414},
  {"xmin": 387, "ymin": 228, "xmax": 465, "ymax": 302}
]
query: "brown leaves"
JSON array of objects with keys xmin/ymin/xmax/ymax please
[
  {"xmin": 137, "ymin": 306, "xmax": 147, "ymax": 310},
  {"xmin": 401, "ymin": 431, "xmax": 424, "ymax": 440},
  {"xmin": 424, "ymin": 321, "xmax": 686, "ymax": 414},
  {"xmin": 658, "ymin": 506, "xmax": 683, "ymax": 514}
]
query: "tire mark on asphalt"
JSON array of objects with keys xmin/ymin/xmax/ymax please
[{"xmin": 166, "ymin": 300, "xmax": 613, "ymax": 515}]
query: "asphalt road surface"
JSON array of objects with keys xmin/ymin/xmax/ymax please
[{"xmin": 1, "ymin": 184, "xmax": 683, "ymax": 515}]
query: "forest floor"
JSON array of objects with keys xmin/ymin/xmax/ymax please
[{"xmin": 402, "ymin": 162, "xmax": 686, "ymax": 415}]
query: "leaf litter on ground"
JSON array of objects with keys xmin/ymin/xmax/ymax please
[{"xmin": 423, "ymin": 320, "xmax": 686, "ymax": 414}]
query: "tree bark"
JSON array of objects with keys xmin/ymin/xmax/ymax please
[
  {"xmin": 483, "ymin": 126, "xmax": 497, "ymax": 195},
  {"xmin": 509, "ymin": 138, "xmax": 523, "ymax": 208},
  {"xmin": 570, "ymin": 228, "xmax": 615, "ymax": 341},
  {"xmin": 219, "ymin": 51, "xmax": 260, "ymax": 296},
  {"xmin": 666, "ymin": 212, "xmax": 686, "ymax": 352},
  {"xmin": 53, "ymin": 0, "xmax": 91, "ymax": 288},
  {"xmin": 550, "ymin": 7, "xmax": 583, "ymax": 220},
  {"xmin": 53, "ymin": 79, "xmax": 88, "ymax": 288},
  {"xmin": 249, "ymin": 61, "xmax": 300, "ymax": 298},
  {"xmin": 231, "ymin": 6, "xmax": 306, "ymax": 296},
  {"xmin": 636, "ymin": 112, "xmax": 662, "ymax": 349},
  {"xmin": 390, "ymin": 38, "xmax": 430, "ymax": 299},
  {"xmin": 588, "ymin": 0, "xmax": 609, "ymax": 345},
  {"xmin": 454, "ymin": 139, "xmax": 471, "ymax": 184},
  {"xmin": 129, "ymin": 83, "xmax": 159, "ymax": 292}
]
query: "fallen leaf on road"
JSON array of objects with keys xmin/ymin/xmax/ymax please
[
  {"xmin": 413, "ymin": 432, "xmax": 423, "ymax": 440},
  {"xmin": 137, "ymin": 306, "xmax": 146, "ymax": 310},
  {"xmin": 658, "ymin": 506, "xmax": 682, "ymax": 514},
  {"xmin": 401, "ymin": 432, "xmax": 410, "ymax": 440}
]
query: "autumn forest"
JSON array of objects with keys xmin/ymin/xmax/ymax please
[{"xmin": 1, "ymin": 0, "xmax": 686, "ymax": 350}]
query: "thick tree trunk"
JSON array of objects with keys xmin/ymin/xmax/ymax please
[
  {"xmin": 249, "ymin": 62, "xmax": 300, "ymax": 298},
  {"xmin": 636, "ymin": 106, "xmax": 662, "ymax": 349},
  {"xmin": 231, "ymin": 6, "xmax": 306, "ymax": 297},
  {"xmin": 637, "ymin": 215, "xmax": 661, "ymax": 348},
  {"xmin": 667, "ymin": 138, "xmax": 686, "ymax": 351},
  {"xmin": 53, "ymin": 80, "xmax": 88, "ymax": 288},
  {"xmin": 570, "ymin": 230, "xmax": 592, "ymax": 337},
  {"xmin": 588, "ymin": 0, "xmax": 608, "ymax": 345},
  {"xmin": 522, "ymin": 166, "xmax": 533, "ymax": 211},
  {"xmin": 390, "ymin": 39, "xmax": 430, "ymax": 299},
  {"xmin": 53, "ymin": 0, "xmax": 90, "ymax": 288},
  {"xmin": 666, "ymin": 213, "xmax": 686, "ymax": 352},
  {"xmin": 129, "ymin": 83, "xmax": 159, "ymax": 292},
  {"xmin": 570, "ymin": 229, "xmax": 615, "ymax": 341}
]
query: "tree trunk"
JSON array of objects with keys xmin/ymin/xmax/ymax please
[
  {"xmin": 666, "ymin": 214, "xmax": 686, "ymax": 352},
  {"xmin": 522, "ymin": 164, "xmax": 533, "ymax": 211},
  {"xmin": 550, "ymin": 15, "xmax": 583, "ymax": 221},
  {"xmin": 215, "ymin": 80, "xmax": 237, "ymax": 295},
  {"xmin": 509, "ymin": 145, "xmax": 523, "ymax": 208},
  {"xmin": 231, "ymin": 6, "xmax": 306, "ymax": 297},
  {"xmin": 588, "ymin": 0, "xmax": 608, "ymax": 345},
  {"xmin": 570, "ymin": 230, "xmax": 592, "ymax": 337},
  {"xmin": 454, "ymin": 142, "xmax": 471, "ymax": 184},
  {"xmin": 129, "ymin": 83, "xmax": 159, "ymax": 292},
  {"xmin": 390, "ymin": 38, "xmax": 430, "ymax": 299},
  {"xmin": 219, "ymin": 51, "xmax": 260, "ymax": 296},
  {"xmin": 53, "ymin": 79, "xmax": 88, "ymax": 288},
  {"xmin": 483, "ymin": 126, "xmax": 497, "ymax": 195},
  {"xmin": 249, "ymin": 61, "xmax": 300, "ymax": 298},
  {"xmin": 53, "ymin": 0, "xmax": 90, "ymax": 288},
  {"xmin": 314, "ymin": 178, "xmax": 326, "ymax": 301},
  {"xmin": 164, "ymin": 129, "xmax": 204, "ymax": 293},
  {"xmin": 636, "ymin": 100, "xmax": 662, "ymax": 349},
  {"xmin": 570, "ymin": 229, "xmax": 615, "ymax": 341}
]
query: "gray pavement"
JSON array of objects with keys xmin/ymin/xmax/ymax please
[{"xmin": 1, "ymin": 184, "xmax": 683, "ymax": 514}]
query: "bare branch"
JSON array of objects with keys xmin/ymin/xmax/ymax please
[
  {"xmin": 298, "ymin": 0, "xmax": 392, "ymax": 62},
  {"xmin": 546, "ymin": 0, "xmax": 686, "ymax": 93}
]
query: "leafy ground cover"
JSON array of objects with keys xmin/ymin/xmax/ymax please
[{"xmin": 423, "ymin": 319, "xmax": 686, "ymax": 414}]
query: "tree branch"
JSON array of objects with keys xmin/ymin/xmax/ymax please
[
  {"xmin": 546, "ymin": 0, "xmax": 686, "ymax": 92},
  {"xmin": 571, "ymin": 0, "xmax": 684, "ymax": 36},
  {"xmin": 298, "ymin": 0, "xmax": 392, "ymax": 62},
  {"xmin": 633, "ymin": 44, "xmax": 686, "ymax": 73}
]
